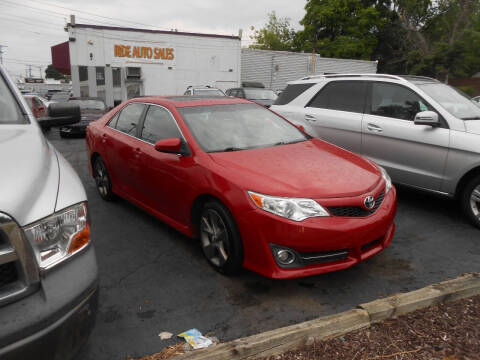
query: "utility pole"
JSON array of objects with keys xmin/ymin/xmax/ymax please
[
  {"xmin": 37, "ymin": 66, "xmax": 43, "ymax": 79},
  {"xmin": 0, "ymin": 45, "xmax": 7, "ymax": 65},
  {"xmin": 25, "ymin": 65, "xmax": 33, "ymax": 78}
]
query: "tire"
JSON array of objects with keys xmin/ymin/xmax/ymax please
[
  {"xmin": 199, "ymin": 200, "xmax": 244, "ymax": 275},
  {"xmin": 460, "ymin": 174, "xmax": 480, "ymax": 229},
  {"xmin": 93, "ymin": 157, "xmax": 115, "ymax": 201}
]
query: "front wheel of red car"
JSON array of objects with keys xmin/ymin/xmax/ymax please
[
  {"xmin": 199, "ymin": 201, "xmax": 243, "ymax": 275},
  {"xmin": 93, "ymin": 157, "xmax": 115, "ymax": 201}
]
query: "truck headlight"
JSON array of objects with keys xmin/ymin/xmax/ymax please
[
  {"xmin": 248, "ymin": 191, "xmax": 329, "ymax": 221},
  {"xmin": 23, "ymin": 202, "xmax": 90, "ymax": 271},
  {"xmin": 379, "ymin": 166, "xmax": 392, "ymax": 194}
]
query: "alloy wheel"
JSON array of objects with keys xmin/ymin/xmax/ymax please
[
  {"xmin": 470, "ymin": 185, "xmax": 480, "ymax": 219},
  {"xmin": 94, "ymin": 160, "xmax": 109, "ymax": 197},
  {"xmin": 200, "ymin": 209, "xmax": 229, "ymax": 267}
]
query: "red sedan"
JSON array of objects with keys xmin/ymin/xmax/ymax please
[{"xmin": 86, "ymin": 96, "xmax": 397, "ymax": 279}]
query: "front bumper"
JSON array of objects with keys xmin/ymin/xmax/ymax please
[
  {"xmin": 0, "ymin": 245, "xmax": 98, "ymax": 360},
  {"xmin": 237, "ymin": 187, "xmax": 397, "ymax": 279}
]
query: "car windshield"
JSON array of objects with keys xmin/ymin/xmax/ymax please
[
  {"xmin": 417, "ymin": 83, "xmax": 480, "ymax": 120},
  {"xmin": 243, "ymin": 88, "xmax": 278, "ymax": 100},
  {"xmin": 0, "ymin": 73, "xmax": 27, "ymax": 124},
  {"xmin": 69, "ymin": 99, "xmax": 106, "ymax": 111},
  {"xmin": 193, "ymin": 89, "xmax": 225, "ymax": 96},
  {"xmin": 180, "ymin": 103, "xmax": 307, "ymax": 153}
]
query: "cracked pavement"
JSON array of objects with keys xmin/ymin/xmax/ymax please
[{"xmin": 45, "ymin": 131, "xmax": 480, "ymax": 360}]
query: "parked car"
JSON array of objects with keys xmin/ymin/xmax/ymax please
[
  {"xmin": 270, "ymin": 74, "xmax": 480, "ymax": 228},
  {"xmin": 0, "ymin": 66, "xmax": 98, "ymax": 359},
  {"xmin": 49, "ymin": 91, "xmax": 71, "ymax": 102},
  {"xmin": 23, "ymin": 94, "xmax": 49, "ymax": 119},
  {"xmin": 184, "ymin": 86, "xmax": 226, "ymax": 96},
  {"xmin": 60, "ymin": 97, "xmax": 107, "ymax": 137},
  {"xmin": 226, "ymin": 82, "xmax": 278, "ymax": 107},
  {"xmin": 86, "ymin": 96, "xmax": 396, "ymax": 279}
]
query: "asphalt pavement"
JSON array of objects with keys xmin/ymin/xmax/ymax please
[{"xmin": 46, "ymin": 131, "xmax": 480, "ymax": 360}]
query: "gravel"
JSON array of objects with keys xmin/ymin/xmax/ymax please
[{"xmin": 262, "ymin": 295, "xmax": 480, "ymax": 360}]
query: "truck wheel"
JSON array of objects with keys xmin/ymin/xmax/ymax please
[
  {"xmin": 461, "ymin": 174, "xmax": 480, "ymax": 229},
  {"xmin": 199, "ymin": 200, "xmax": 243, "ymax": 275},
  {"xmin": 93, "ymin": 157, "xmax": 115, "ymax": 201}
]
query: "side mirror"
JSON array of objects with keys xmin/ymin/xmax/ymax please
[
  {"xmin": 295, "ymin": 124, "xmax": 305, "ymax": 132},
  {"xmin": 37, "ymin": 103, "xmax": 81, "ymax": 130},
  {"xmin": 154, "ymin": 138, "xmax": 183, "ymax": 154},
  {"xmin": 414, "ymin": 111, "xmax": 439, "ymax": 127}
]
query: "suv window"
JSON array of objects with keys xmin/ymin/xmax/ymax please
[
  {"xmin": 115, "ymin": 103, "xmax": 145, "ymax": 135},
  {"xmin": 141, "ymin": 106, "xmax": 182, "ymax": 144},
  {"xmin": 0, "ymin": 74, "xmax": 27, "ymax": 124},
  {"xmin": 370, "ymin": 82, "xmax": 430, "ymax": 121},
  {"xmin": 274, "ymin": 83, "xmax": 315, "ymax": 105},
  {"xmin": 308, "ymin": 81, "xmax": 367, "ymax": 113}
]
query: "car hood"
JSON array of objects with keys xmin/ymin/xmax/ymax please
[
  {"xmin": 0, "ymin": 126, "xmax": 59, "ymax": 226},
  {"xmin": 465, "ymin": 120, "xmax": 480, "ymax": 135},
  {"xmin": 209, "ymin": 138, "xmax": 381, "ymax": 198}
]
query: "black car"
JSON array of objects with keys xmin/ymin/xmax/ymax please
[
  {"xmin": 225, "ymin": 82, "xmax": 278, "ymax": 107},
  {"xmin": 60, "ymin": 98, "xmax": 107, "ymax": 138}
]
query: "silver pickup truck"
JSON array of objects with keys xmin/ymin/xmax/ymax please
[{"xmin": 0, "ymin": 66, "xmax": 98, "ymax": 359}]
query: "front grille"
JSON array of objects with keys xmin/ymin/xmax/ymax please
[
  {"xmin": 299, "ymin": 249, "xmax": 349, "ymax": 265},
  {"xmin": 0, "ymin": 262, "xmax": 18, "ymax": 289},
  {"xmin": 328, "ymin": 191, "xmax": 385, "ymax": 217}
]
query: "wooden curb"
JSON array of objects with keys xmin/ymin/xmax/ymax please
[
  {"xmin": 358, "ymin": 272, "xmax": 480, "ymax": 323},
  {"xmin": 172, "ymin": 273, "xmax": 480, "ymax": 360}
]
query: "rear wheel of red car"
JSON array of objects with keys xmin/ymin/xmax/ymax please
[
  {"xmin": 199, "ymin": 201, "xmax": 243, "ymax": 275},
  {"xmin": 461, "ymin": 174, "xmax": 480, "ymax": 229},
  {"xmin": 93, "ymin": 157, "xmax": 115, "ymax": 201}
]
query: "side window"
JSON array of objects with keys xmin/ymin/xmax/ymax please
[
  {"xmin": 141, "ymin": 106, "xmax": 182, "ymax": 144},
  {"xmin": 370, "ymin": 83, "xmax": 431, "ymax": 121},
  {"xmin": 230, "ymin": 89, "xmax": 237, "ymax": 97},
  {"xmin": 274, "ymin": 83, "xmax": 315, "ymax": 105},
  {"xmin": 107, "ymin": 112, "xmax": 120, "ymax": 128},
  {"xmin": 308, "ymin": 81, "xmax": 367, "ymax": 113},
  {"xmin": 115, "ymin": 103, "xmax": 145, "ymax": 135}
]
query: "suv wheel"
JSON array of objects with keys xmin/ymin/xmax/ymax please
[
  {"xmin": 199, "ymin": 201, "xmax": 243, "ymax": 275},
  {"xmin": 93, "ymin": 157, "xmax": 115, "ymax": 201},
  {"xmin": 461, "ymin": 174, "xmax": 480, "ymax": 229}
]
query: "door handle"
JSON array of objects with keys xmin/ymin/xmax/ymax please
[
  {"xmin": 101, "ymin": 133, "xmax": 108, "ymax": 143},
  {"xmin": 367, "ymin": 123, "xmax": 383, "ymax": 133},
  {"xmin": 305, "ymin": 114, "xmax": 317, "ymax": 122}
]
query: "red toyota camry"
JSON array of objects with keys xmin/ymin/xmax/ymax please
[{"xmin": 86, "ymin": 96, "xmax": 397, "ymax": 279}]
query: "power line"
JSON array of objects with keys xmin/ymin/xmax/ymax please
[{"xmin": 27, "ymin": 0, "xmax": 174, "ymax": 31}]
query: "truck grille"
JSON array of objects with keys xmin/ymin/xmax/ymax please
[
  {"xmin": 0, "ymin": 213, "xmax": 39, "ymax": 307},
  {"xmin": 0, "ymin": 262, "xmax": 18, "ymax": 288},
  {"xmin": 327, "ymin": 191, "xmax": 385, "ymax": 217}
]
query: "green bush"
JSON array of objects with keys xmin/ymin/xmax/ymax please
[{"xmin": 455, "ymin": 86, "xmax": 476, "ymax": 97}]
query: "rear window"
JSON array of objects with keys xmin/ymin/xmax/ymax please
[
  {"xmin": 0, "ymin": 73, "xmax": 27, "ymax": 124},
  {"xmin": 274, "ymin": 83, "xmax": 315, "ymax": 105},
  {"xmin": 307, "ymin": 81, "xmax": 367, "ymax": 113}
]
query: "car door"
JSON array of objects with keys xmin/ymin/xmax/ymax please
[
  {"xmin": 361, "ymin": 81, "xmax": 450, "ymax": 190},
  {"xmin": 134, "ymin": 104, "xmax": 194, "ymax": 225},
  {"xmin": 102, "ymin": 102, "xmax": 147, "ymax": 196},
  {"xmin": 303, "ymin": 81, "xmax": 367, "ymax": 153}
]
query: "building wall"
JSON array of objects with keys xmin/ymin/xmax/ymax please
[
  {"xmin": 241, "ymin": 49, "xmax": 378, "ymax": 91},
  {"xmin": 68, "ymin": 26, "xmax": 241, "ymax": 106}
]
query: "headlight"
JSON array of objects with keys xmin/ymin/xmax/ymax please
[
  {"xmin": 23, "ymin": 202, "xmax": 90, "ymax": 271},
  {"xmin": 379, "ymin": 166, "xmax": 392, "ymax": 194},
  {"xmin": 248, "ymin": 191, "xmax": 329, "ymax": 221}
]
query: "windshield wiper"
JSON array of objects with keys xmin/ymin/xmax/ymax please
[
  {"xmin": 214, "ymin": 147, "xmax": 243, "ymax": 152},
  {"xmin": 461, "ymin": 116, "xmax": 480, "ymax": 120}
]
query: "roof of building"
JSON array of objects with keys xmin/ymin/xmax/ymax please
[{"xmin": 69, "ymin": 23, "xmax": 241, "ymax": 41}]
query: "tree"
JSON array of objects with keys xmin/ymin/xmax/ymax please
[
  {"xmin": 297, "ymin": 0, "xmax": 395, "ymax": 60},
  {"xmin": 249, "ymin": 12, "xmax": 297, "ymax": 51},
  {"xmin": 45, "ymin": 64, "xmax": 66, "ymax": 80}
]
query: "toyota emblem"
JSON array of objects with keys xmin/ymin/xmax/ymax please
[{"xmin": 364, "ymin": 196, "xmax": 375, "ymax": 210}]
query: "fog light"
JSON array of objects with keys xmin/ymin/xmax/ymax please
[{"xmin": 276, "ymin": 249, "xmax": 295, "ymax": 265}]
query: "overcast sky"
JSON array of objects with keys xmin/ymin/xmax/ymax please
[{"xmin": 0, "ymin": 0, "xmax": 307, "ymax": 80}]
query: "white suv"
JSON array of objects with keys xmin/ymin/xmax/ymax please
[{"xmin": 270, "ymin": 74, "xmax": 480, "ymax": 228}]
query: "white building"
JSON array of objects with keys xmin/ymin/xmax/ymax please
[
  {"xmin": 241, "ymin": 49, "xmax": 378, "ymax": 92},
  {"xmin": 53, "ymin": 22, "xmax": 241, "ymax": 107}
]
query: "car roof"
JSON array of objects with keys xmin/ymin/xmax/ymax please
[
  {"xmin": 130, "ymin": 95, "xmax": 252, "ymax": 108},
  {"xmin": 288, "ymin": 73, "xmax": 440, "ymax": 85}
]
